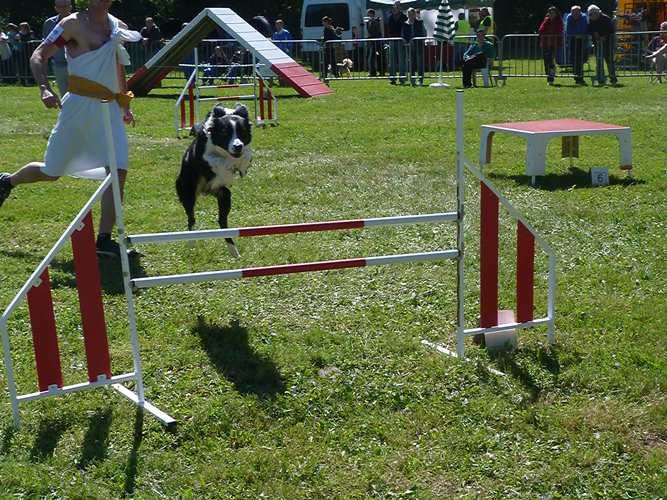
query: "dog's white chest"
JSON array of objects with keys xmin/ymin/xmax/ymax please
[{"xmin": 202, "ymin": 146, "xmax": 252, "ymax": 192}]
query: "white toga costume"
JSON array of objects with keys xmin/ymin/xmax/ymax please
[{"xmin": 42, "ymin": 15, "xmax": 141, "ymax": 180}]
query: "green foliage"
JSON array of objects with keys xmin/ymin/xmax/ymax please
[
  {"xmin": 0, "ymin": 0, "xmax": 303, "ymax": 36},
  {"xmin": 0, "ymin": 77, "xmax": 665, "ymax": 496}
]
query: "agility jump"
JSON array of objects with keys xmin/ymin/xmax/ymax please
[
  {"xmin": 175, "ymin": 59, "xmax": 278, "ymax": 137},
  {"xmin": 0, "ymin": 104, "xmax": 174, "ymax": 428},
  {"xmin": 1, "ymin": 91, "xmax": 555, "ymax": 428}
]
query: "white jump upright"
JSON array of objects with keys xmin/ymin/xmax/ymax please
[
  {"xmin": 175, "ymin": 53, "xmax": 278, "ymax": 138},
  {"xmin": 0, "ymin": 102, "xmax": 175, "ymax": 429},
  {"xmin": 425, "ymin": 91, "xmax": 556, "ymax": 362}
]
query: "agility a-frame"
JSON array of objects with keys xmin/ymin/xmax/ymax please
[{"xmin": 128, "ymin": 8, "xmax": 332, "ymax": 98}]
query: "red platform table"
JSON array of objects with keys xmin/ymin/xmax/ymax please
[{"xmin": 479, "ymin": 119, "xmax": 633, "ymax": 185}]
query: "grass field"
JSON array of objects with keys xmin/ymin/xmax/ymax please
[{"xmin": 0, "ymin": 77, "xmax": 665, "ymax": 498}]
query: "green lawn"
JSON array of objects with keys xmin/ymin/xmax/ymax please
[{"xmin": 0, "ymin": 78, "xmax": 665, "ymax": 497}]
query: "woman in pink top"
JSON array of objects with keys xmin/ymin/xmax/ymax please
[{"xmin": 539, "ymin": 6, "xmax": 564, "ymax": 85}]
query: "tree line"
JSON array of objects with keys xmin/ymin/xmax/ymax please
[{"xmin": 0, "ymin": 0, "xmax": 302, "ymax": 38}]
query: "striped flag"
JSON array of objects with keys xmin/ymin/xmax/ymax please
[{"xmin": 433, "ymin": 0, "xmax": 456, "ymax": 44}]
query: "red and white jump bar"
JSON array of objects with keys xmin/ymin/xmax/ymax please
[
  {"xmin": 132, "ymin": 250, "xmax": 458, "ymax": 289},
  {"xmin": 128, "ymin": 212, "xmax": 458, "ymax": 245}
]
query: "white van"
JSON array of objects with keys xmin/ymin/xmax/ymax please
[{"xmin": 300, "ymin": 0, "xmax": 366, "ymax": 42}]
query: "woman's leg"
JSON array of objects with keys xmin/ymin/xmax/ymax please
[
  {"xmin": 1, "ymin": 162, "xmax": 59, "ymax": 208},
  {"xmin": 99, "ymin": 169, "xmax": 127, "ymax": 236},
  {"xmin": 543, "ymin": 49, "xmax": 553, "ymax": 83},
  {"xmin": 9, "ymin": 162, "xmax": 60, "ymax": 185}
]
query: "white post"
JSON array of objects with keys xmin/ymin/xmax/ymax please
[
  {"xmin": 429, "ymin": 42, "xmax": 450, "ymax": 88},
  {"xmin": 194, "ymin": 47, "xmax": 200, "ymax": 125},
  {"xmin": 0, "ymin": 319, "xmax": 20, "ymax": 427},
  {"xmin": 547, "ymin": 253, "xmax": 556, "ymax": 344},
  {"xmin": 174, "ymin": 99, "xmax": 180, "ymax": 138},
  {"xmin": 273, "ymin": 90, "xmax": 279, "ymax": 125},
  {"xmin": 252, "ymin": 53, "xmax": 258, "ymax": 124},
  {"xmin": 455, "ymin": 90, "xmax": 465, "ymax": 359},
  {"xmin": 100, "ymin": 102, "xmax": 145, "ymax": 405}
]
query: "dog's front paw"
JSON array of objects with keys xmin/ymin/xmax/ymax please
[{"xmin": 226, "ymin": 241, "xmax": 241, "ymax": 259}]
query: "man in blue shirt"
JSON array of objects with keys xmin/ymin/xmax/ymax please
[
  {"xmin": 565, "ymin": 5, "xmax": 588, "ymax": 85},
  {"xmin": 271, "ymin": 19, "xmax": 293, "ymax": 55},
  {"xmin": 462, "ymin": 29, "xmax": 496, "ymax": 88},
  {"xmin": 587, "ymin": 4, "xmax": 617, "ymax": 85},
  {"xmin": 42, "ymin": 0, "xmax": 72, "ymax": 97}
]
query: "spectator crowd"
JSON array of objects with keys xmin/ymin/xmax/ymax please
[
  {"xmin": 0, "ymin": 1, "xmax": 170, "ymax": 89},
  {"xmin": 319, "ymin": 2, "xmax": 666, "ymax": 87},
  {"xmin": 1, "ymin": 1, "xmax": 666, "ymax": 89}
]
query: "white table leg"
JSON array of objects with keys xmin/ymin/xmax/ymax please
[
  {"xmin": 616, "ymin": 130, "xmax": 633, "ymax": 170},
  {"xmin": 525, "ymin": 136, "xmax": 550, "ymax": 180},
  {"xmin": 479, "ymin": 128, "xmax": 494, "ymax": 168}
]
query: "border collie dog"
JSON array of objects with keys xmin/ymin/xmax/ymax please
[{"xmin": 176, "ymin": 104, "xmax": 252, "ymax": 258}]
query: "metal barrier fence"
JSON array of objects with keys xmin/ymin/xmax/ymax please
[
  {"xmin": 490, "ymin": 31, "xmax": 663, "ymax": 83},
  {"xmin": 1, "ymin": 32, "xmax": 663, "ymax": 85},
  {"xmin": 322, "ymin": 31, "xmax": 663, "ymax": 85},
  {"xmin": 322, "ymin": 35, "xmax": 500, "ymax": 84},
  {"xmin": 0, "ymin": 40, "xmax": 40, "ymax": 84}
]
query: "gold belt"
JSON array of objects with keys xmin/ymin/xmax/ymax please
[{"xmin": 67, "ymin": 75, "xmax": 134, "ymax": 108}]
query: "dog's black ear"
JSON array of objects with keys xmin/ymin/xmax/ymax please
[
  {"xmin": 211, "ymin": 105, "xmax": 226, "ymax": 118},
  {"xmin": 233, "ymin": 104, "xmax": 249, "ymax": 121}
]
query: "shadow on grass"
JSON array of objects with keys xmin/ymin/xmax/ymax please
[
  {"xmin": 143, "ymin": 93, "xmax": 185, "ymax": 100},
  {"xmin": 77, "ymin": 408, "xmax": 112, "ymax": 470},
  {"xmin": 123, "ymin": 408, "xmax": 144, "ymax": 498},
  {"xmin": 0, "ymin": 424, "xmax": 16, "ymax": 454},
  {"xmin": 30, "ymin": 415, "xmax": 72, "ymax": 461},
  {"xmin": 49, "ymin": 254, "xmax": 147, "ymax": 295},
  {"xmin": 0, "ymin": 248, "xmax": 36, "ymax": 260},
  {"xmin": 549, "ymin": 83, "xmax": 582, "ymax": 88},
  {"xmin": 144, "ymin": 92, "xmax": 304, "ymax": 101},
  {"xmin": 493, "ymin": 346, "xmax": 561, "ymax": 403},
  {"xmin": 192, "ymin": 317, "xmax": 286, "ymax": 398},
  {"xmin": 488, "ymin": 166, "xmax": 644, "ymax": 191}
]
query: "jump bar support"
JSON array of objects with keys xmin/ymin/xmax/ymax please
[
  {"xmin": 128, "ymin": 212, "xmax": 458, "ymax": 245},
  {"xmin": 132, "ymin": 250, "xmax": 458, "ymax": 289}
]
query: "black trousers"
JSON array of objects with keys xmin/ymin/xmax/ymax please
[
  {"xmin": 542, "ymin": 48, "xmax": 556, "ymax": 83},
  {"xmin": 462, "ymin": 54, "xmax": 487, "ymax": 87},
  {"xmin": 569, "ymin": 37, "xmax": 586, "ymax": 82},
  {"xmin": 324, "ymin": 46, "xmax": 339, "ymax": 78},
  {"xmin": 367, "ymin": 40, "xmax": 381, "ymax": 76},
  {"xmin": 595, "ymin": 37, "xmax": 617, "ymax": 84}
]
